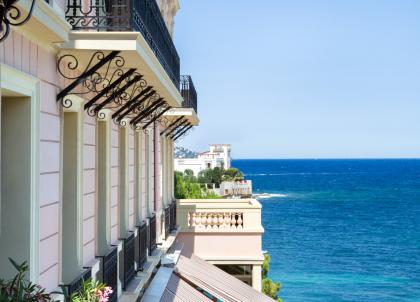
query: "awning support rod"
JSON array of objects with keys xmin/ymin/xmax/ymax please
[
  {"xmin": 130, "ymin": 99, "xmax": 165, "ymax": 125},
  {"xmin": 84, "ymin": 68, "xmax": 137, "ymax": 110},
  {"xmin": 173, "ymin": 125, "xmax": 193, "ymax": 141},
  {"xmin": 160, "ymin": 116, "xmax": 184, "ymax": 136},
  {"xmin": 165, "ymin": 120, "xmax": 188, "ymax": 137},
  {"xmin": 170, "ymin": 124, "xmax": 190, "ymax": 139},
  {"xmin": 93, "ymin": 74, "xmax": 143, "ymax": 113},
  {"xmin": 142, "ymin": 107, "xmax": 172, "ymax": 130},
  {"xmin": 113, "ymin": 87, "xmax": 155, "ymax": 121}
]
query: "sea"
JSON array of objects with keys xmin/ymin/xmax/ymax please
[{"xmin": 232, "ymin": 159, "xmax": 420, "ymax": 302}]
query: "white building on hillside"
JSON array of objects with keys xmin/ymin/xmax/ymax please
[{"xmin": 175, "ymin": 144, "xmax": 231, "ymax": 175}]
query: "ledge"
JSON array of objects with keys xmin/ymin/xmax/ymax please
[
  {"xmin": 164, "ymin": 108, "xmax": 199, "ymax": 126},
  {"xmin": 16, "ymin": 0, "xmax": 70, "ymax": 44},
  {"xmin": 179, "ymin": 227, "xmax": 265, "ymax": 234}
]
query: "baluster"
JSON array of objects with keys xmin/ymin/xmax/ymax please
[
  {"xmin": 190, "ymin": 212, "xmax": 196, "ymax": 227},
  {"xmin": 206, "ymin": 213, "xmax": 213, "ymax": 229},
  {"xmin": 212, "ymin": 213, "xmax": 219, "ymax": 229},
  {"xmin": 200, "ymin": 212, "xmax": 207, "ymax": 228},
  {"xmin": 224, "ymin": 212, "xmax": 231, "ymax": 228},
  {"xmin": 196, "ymin": 212, "xmax": 202, "ymax": 228},
  {"xmin": 231, "ymin": 213, "xmax": 237, "ymax": 229},
  {"xmin": 237, "ymin": 213, "xmax": 243, "ymax": 229},
  {"xmin": 218, "ymin": 213, "xmax": 225, "ymax": 228}
]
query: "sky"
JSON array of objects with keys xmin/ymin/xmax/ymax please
[{"xmin": 173, "ymin": 0, "xmax": 420, "ymax": 159}]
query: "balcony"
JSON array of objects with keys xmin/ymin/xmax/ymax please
[
  {"xmin": 176, "ymin": 199, "xmax": 264, "ymax": 263},
  {"xmin": 65, "ymin": 0, "xmax": 180, "ymax": 87},
  {"xmin": 180, "ymin": 75, "xmax": 198, "ymax": 113}
]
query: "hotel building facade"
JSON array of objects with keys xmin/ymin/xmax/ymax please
[{"xmin": 0, "ymin": 0, "xmax": 269, "ymax": 300}]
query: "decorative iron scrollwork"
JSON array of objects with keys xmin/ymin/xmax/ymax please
[
  {"xmin": 164, "ymin": 119, "xmax": 188, "ymax": 137},
  {"xmin": 0, "ymin": 0, "xmax": 36, "ymax": 42},
  {"xmin": 173, "ymin": 125, "xmax": 193, "ymax": 141},
  {"xmin": 57, "ymin": 50, "xmax": 171, "ymax": 128}
]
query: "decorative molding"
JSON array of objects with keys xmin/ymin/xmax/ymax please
[{"xmin": 0, "ymin": 0, "xmax": 36, "ymax": 42}]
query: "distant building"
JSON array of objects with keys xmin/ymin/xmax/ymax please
[{"xmin": 175, "ymin": 144, "xmax": 231, "ymax": 175}]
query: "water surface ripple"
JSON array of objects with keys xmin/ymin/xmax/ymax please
[{"xmin": 233, "ymin": 159, "xmax": 420, "ymax": 302}]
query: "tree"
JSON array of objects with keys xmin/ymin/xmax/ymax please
[
  {"xmin": 184, "ymin": 169, "xmax": 194, "ymax": 177},
  {"xmin": 175, "ymin": 171, "xmax": 220, "ymax": 199},
  {"xmin": 261, "ymin": 253, "xmax": 282, "ymax": 302},
  {"xmin": 223, "ymin": 168, "xmax": 244, "ymax": 181}
]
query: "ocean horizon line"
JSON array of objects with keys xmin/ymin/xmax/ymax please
[{"xmin": 232, "ymin": 157, "xmax": 420, "ymax": 160}]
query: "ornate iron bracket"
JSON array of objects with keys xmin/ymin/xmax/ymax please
[
  {"xmin": 57, "ymin": 50, "xmax": 170, "ymax": 127},
  {"xmin": 57, "ymin": 51, "xmax": 122, "ymax": 108},
  {"xmin": 169, "ymin": 123, "xmax": 191, "ymax": 140},
  {"xmin": 0, "ymin": 0, "xmax": 36, "ymax": 42},
  {"xmin": 130, "ymin": 98, "xmax": 165, "ymax": 125},
  {"xmin": 173, "ymin": 125, "xmax": 193, "ymax": 141},
  {"xmin": 160, "ymin": 116, "xmax": 184, "ymax": 136},
  {"xmin": 164, "ymin": 119, "xmax": 188, "ymax": 137},
  {"xmin": 112, "ymin": 86, "xmax": 155, "ymax": 122},
  {"xmin": 141, "ymin": 106, "xmax": 172, "ymax": 130}
]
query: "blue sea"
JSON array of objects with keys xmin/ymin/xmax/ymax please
[{"xmin": 233, "ymin": 159, "xmax": 420, "ymax": 302}]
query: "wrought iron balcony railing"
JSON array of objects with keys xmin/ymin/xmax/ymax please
[
  {"xmin": 122, "ymin": 232, "xmax": 135, "ymax": 290},
  {"xmin": 98, "ymin": 246, "xmax": 118, "ymax": 302},
  {"xmin": 62, "ymin": 269, "xmax": 92, "ymax": 298},
  {"xmin": 65, "ymin": 0, "xmax": 180, "ymax": 88},
  {"xmin": 137, "ymin": 221, "xmax": 148, "ymax": 270},
  {"xmin": 149, "ymin": 214, "xmax": 157, "ymax": 255},
  {"xmin": 170, "ymin": 201, "xmax": 177, "ymax": 231},
  {"xmin": 180, "ymin": 75, "xmax": 197, "ymax": 113},
  {"xmin": 164, "ymin": 206, "xmax": 170, "ymax": 239}
]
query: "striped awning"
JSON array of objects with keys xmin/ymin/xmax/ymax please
[{"xmin": 173, "ymin": 255, "xmax": 275, "ymax": 302}]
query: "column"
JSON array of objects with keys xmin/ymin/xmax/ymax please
[
  {"xmin": 97, "ymin": 110, "xmax": 112, "ymax": 255},
  {"xmin": 119, "ymin": 122, "xmax": 129, "ymax": 237},
  {"xmin": 252, "ymin": 265, "xmax": 262, "ymax": 292},
  {"xmin": 135, "ymin": 130, "xmax": 143, "ymax": 223}
]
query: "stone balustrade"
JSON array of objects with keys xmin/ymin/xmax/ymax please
[
  {"xmin": 188, "ymin": 212, "xmax": 244, "ymax": 229},
  {"xmin": 177, "ymin": 199, "xmax": 264, "ymax": 233}
]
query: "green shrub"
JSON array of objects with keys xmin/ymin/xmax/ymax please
[
  {"xmin": 175, "ymin": 171, "xmax": 221, "ymax": 199},
  {"xmin": 261, "ymin": 254, "xmax": 282, "ymax": 302}
]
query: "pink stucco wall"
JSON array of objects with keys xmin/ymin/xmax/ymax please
[
  {"xmin": 178, "ymin": 233, "xmax": 263, "ymax": 261},
  {"xmin": 0, "ymin": 31, "xmax": 62, "ymax": 291}
]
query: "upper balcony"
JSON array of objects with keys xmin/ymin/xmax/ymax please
[
  {"xmin": 65, "ymin": 0, "xmax": 180, "ymax": 88},
  {"xmin": 180, "ymin": 75, "xmax": 198, "ymax": 113}
]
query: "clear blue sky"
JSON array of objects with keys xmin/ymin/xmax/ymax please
[{"xmin": 174, "ymin": 0, "xmax": 420, "ymax": 159}]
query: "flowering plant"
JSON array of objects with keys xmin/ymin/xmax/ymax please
[
  {"xmin": 0, "ymin": 258, "xmax": 53, "ymax": 302},
  {"xmin": 70, "ymin": 279, "xmax": 112, "ymax": 302}
]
